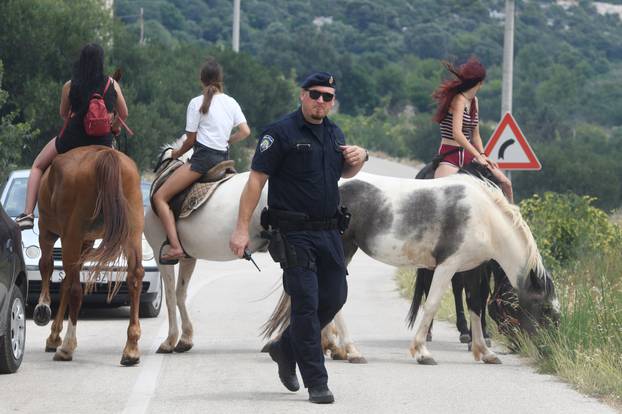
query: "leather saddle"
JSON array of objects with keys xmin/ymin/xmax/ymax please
[{"xmin": 150, "ymin": 151, "xmax": 237, "ymax": 219}]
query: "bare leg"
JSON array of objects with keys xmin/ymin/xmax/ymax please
[
  {"xmin": 174, "ymin": 257, "xmax": 196, "ymax": 352},
  {"xmin": 434, "ymin": 162, "xmax": 459, "ymax": 179},
  {"xmin": 490, "ymin": 168, "xmax": 513, "ymax": 203},
  {"xmin": 24, "ymin": 138, "xmax": 58, "ymax": 215},
  {"xmin": 152, "ymin": 164, "xmax": 201, "ymax": 259}
]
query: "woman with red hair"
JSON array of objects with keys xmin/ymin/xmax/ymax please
[{"xmin": 432, "ymin": 58, "xmax": 513, "ymax": 202}]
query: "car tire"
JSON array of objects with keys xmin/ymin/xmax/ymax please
[
  {"xmin": 0, "ymin": 287, "xmax": 26, "ymax": 374},
  {"xmin": 139, "ymin": 275, "xmax": 162, "ymax": 318}
]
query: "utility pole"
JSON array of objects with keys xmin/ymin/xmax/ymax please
[
  {"xmin": 501, "ymin": 0, "xmax": 515, "ymax": 180},
  {"xmin": 501, "ymin": 0, "xmax": 514, "ymax": 116},
  {"xmin": 139, "ymin": 7, "xmax": 145, "ymax": 46},
  {"xmin": 232, "ymin": 0, "xmax": 240, "ymax": 52}
]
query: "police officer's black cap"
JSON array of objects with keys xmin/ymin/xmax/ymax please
[{"xmin": 300, "ymin": 72, "xmax": 336, "ymax": 90}]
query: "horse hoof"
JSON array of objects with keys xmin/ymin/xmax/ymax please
[
  {"xmin": 45, "ymin": 346, "xmax": 57, "ymax": 353},
  {"xmin": 120, "ymin": 356, "xmax": 140, "ymax": 366},
  {"xmin": 33, "ymin": 304, "xmax": 52, "ymax": 326},
  {"xmin": 260, "ymin": 342, "xmax": 272, "ymax": 353},
  {"xmin": 53, "ymin": 350, "xmax": 72, "ymax": 361},
  {"xmin": 485, "ymin": 338, "xmax": 492, "ymax": 347},
  {"xmin": 484, "ymin": 355, "xmax": 502, "ymax": 364},
  {"xmin": 156, "ymin": 345, "xmax": 174, "ymax": 354},
  {"xmin": 330, "ymin": 350, "xmax": 348, "ymax": 360},
  {"xmin": 417, "ymin": 356, "xmax": 437, "ymax": 365},
  {"xmin": 426, "ymin": 333, "xmax": 432, "ymax": 342},
  {"xmin": 348, "ymin": 356, "xmax": 368, "ymax": 364},
  {"xmin": 174, "ymin": 341, "xmax": 193, "ymax": 353},
  {"xmin": 459, "ymin": 333, "xmax": 471, "ymax": 344}
]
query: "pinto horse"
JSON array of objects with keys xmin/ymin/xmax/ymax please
[
  {"xmin": 263, "ymin": 172, "xmax": 560, "ymax": 365},
  {"xmin": 33, "ymin": 146, "xmax": 145, "ymax": 365}
]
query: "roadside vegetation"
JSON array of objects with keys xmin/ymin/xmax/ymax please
[{"xmin": 396, "ymin": 193, "xmax": 622, "ymax": 405}]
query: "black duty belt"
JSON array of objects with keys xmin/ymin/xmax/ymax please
[
  {"xmin": 261, "ymin": 207, "xmax": 339, "ymax": 232},
  {"xmin": 277, "ymin": 218, "xmax": 339, "ymax": 232}
]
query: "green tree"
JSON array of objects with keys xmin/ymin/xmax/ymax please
[{"xmin": 0, "ymin": 62, "xmax": 37, "ymax": 183}]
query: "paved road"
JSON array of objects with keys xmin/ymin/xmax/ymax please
[
  {"xmin": 1, "ymin": 252, "xmax": 615, "ymax": 414},
  {"xmin": 1, "ymin": 157, "xmax": 616, "ymax": 413}
]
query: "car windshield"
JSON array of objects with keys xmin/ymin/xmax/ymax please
[{"xmin": 2, "ymin": 177, "xmax": 37, "ymax": 217}]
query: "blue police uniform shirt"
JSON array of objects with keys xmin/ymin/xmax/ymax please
[{"xmin": 251, "ymin": 108, "xmax": 346, "ymax": 219}]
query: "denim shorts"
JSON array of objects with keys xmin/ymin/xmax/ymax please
[{"xmin": 188, "ymin": 142, "xmax": 228, "ymax": 174}]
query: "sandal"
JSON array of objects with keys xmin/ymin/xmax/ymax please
[
  {"xmin": 15, "ymin": 213, "xmax": 35, "ymax": 230},
  {"xmin": 158, "ymin": 240, "xmax": 191, "ymax": 265}
]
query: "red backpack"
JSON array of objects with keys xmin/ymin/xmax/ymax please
[{"xmin": 83, "ymin": 77, "xmax": 112, "ymax": 136}]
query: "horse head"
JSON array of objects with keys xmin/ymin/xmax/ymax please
[{"xmin": 489, "ymin": 264, "xmax": 560, "ymax": 338}]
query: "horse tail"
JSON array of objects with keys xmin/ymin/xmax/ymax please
[
  {"xmin": 82, "ymin": 149, "xmax": 131, "ymax": 297},
  {"xmin": 407, "ymin": 268, "xmax": 427, "ymax": 329},
  {"xmin": 260, "ymin": 290, "xmax": 291, "ymax": 339}
]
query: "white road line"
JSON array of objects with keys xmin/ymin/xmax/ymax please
[{"xmin": 122, "ymin": 269, "xmax": 243, "ymax": 414}]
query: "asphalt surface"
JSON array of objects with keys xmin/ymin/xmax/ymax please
[{"xmin": 0, "ymin": 157, "xmax": 616, "ymax": 413}]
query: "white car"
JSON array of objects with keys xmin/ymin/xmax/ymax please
[{"xmin": 0, "ymin": 170, "xmax": 162, "ymax": 318}]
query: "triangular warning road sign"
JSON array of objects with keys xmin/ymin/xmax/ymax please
[{"xmin": 484, "ymin": 112, "xmax": 541, "ymax": 170}]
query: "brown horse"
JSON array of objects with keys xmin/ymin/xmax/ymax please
[{"xmin": 32, "ymin": 146, "xmax": 145, "ymax": 365}]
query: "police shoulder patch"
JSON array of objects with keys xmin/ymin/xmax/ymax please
[{"xmin": 259, "ymin": 135, "xmax": 274, "ymax": 152}]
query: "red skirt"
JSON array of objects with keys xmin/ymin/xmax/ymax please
[{"xmin": 438, "ymin": 144, "xmax": 474, "ymax": 168}]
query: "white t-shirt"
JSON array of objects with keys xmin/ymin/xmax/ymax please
[{"xmin": 185, "ymin": 93, "xmax": 246, "ymax": 151}]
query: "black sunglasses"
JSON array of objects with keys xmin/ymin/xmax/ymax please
[{"xmin": 307, "ymin": 89, "xmax": 334, "ymax": 102}]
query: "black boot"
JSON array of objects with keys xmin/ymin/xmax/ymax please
[
  {"xmin": 268, "ymin": 343, "xmax": 299, "ymax": 392},
  {"xmin": 308, "ymin": 384, "xmax": 334, "ymax": 404}
]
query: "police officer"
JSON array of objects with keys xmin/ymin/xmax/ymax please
[{"xmin": 229, "ymin": 72, "xmax": 368, "ymax": 404}]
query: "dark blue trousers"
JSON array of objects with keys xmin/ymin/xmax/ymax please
[{"xmin": 275, "ymin": 229, "xmax": 348, "ymax": 388}]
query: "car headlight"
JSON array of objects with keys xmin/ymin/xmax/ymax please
[
  {"xmin": 142, "ymin": 238, "xmax": 154, "ymax": 262},
  {"xmin": 25, "ymin": 245, "xmax": 41, "ymax": 259}
]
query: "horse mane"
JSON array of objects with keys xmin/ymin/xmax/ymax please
[
  {"xmin": 161, "ymin": 134, "xmax": 193, "ymax": 162},
  {"xmin": 462, "ymin": 175, "xmax": 546, "ymax": 279}
]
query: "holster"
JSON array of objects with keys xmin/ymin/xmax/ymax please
[{"xmin": 336, "ymin": 206, "xmax": 351, "ymax": 235}]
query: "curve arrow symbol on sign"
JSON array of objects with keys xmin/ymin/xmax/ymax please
[{"xmin": 498, "ymin": 139, "xmax": 515, "ymax": 160}]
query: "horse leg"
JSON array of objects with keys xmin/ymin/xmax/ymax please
[
  {"xmin": 321, "ymin": 321, "xmax": 341, "ymax": 358},
  {"xmin": 174, "ymin": 257, "xmax": 196, "ymax": 353},
  {"xmin": 120, "ymin": 241, "xmax": 144, "ymax": 366},
  {"xmin": 45, "ymin": 275, "xmax": 69, "ymax": 353},
  {"xmin": 465, "ymin": 267, "xmax": 501, "ymax": 364},
  {"xmin": 480, "ymin": 265, "xmax": 492, "ymax": 347},
  {"xmin": 156, "ymin": 263, "xmax": 178, "ymax": 353},
  {"xmin": 53, "ymin": 245, "xmax": 83, "ymax": 362},
  {"xmin": 34, "ymin": 230, "xmax": 58, "ymax": 327},
  {"xmin": 452, "ymin": 273, "xmax": 471, "ymax": 343},
  {"xmin": 469, "ymin": 310, "xmax": 500, "ymax": 364},
  {"xmin": 333, "ymin": 309, "xmax": 367, "ymax": 364},
  {"xmin": 414, "ymin": 267, "xmax": 434, "ymax": 342},
  {"xmin": 409, "ymin": 264, "xmax": 456, "ymax": 365}
]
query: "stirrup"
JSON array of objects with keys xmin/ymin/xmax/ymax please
[{"xmin": 158, "ymin": 240, "xmax": 191, "ymax": 265}]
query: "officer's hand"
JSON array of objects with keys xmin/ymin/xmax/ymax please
[
  {"xmin": 229, "ymin": 228, "xmax": 250, "ymax": 258},
  {"xmin": 340, "ymin": 145, "xmax": 367, "ymax": 167}
]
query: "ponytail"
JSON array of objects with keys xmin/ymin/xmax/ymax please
[
  {"xmin": 198, "ymin": 57, "xmax": 224, "ymax": 115},
  {"xmin": 199, "ymin": 82, "xmax": 223, "ymax": 114}
]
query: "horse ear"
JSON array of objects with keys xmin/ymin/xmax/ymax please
[{"xmin": 529, "ymin": 270, "xmax": 543, "ymax": 291}]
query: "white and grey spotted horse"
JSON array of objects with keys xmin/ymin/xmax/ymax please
[{"xmin": 263, "ymin": 172, "xmax": 560, "ymax": 365}]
